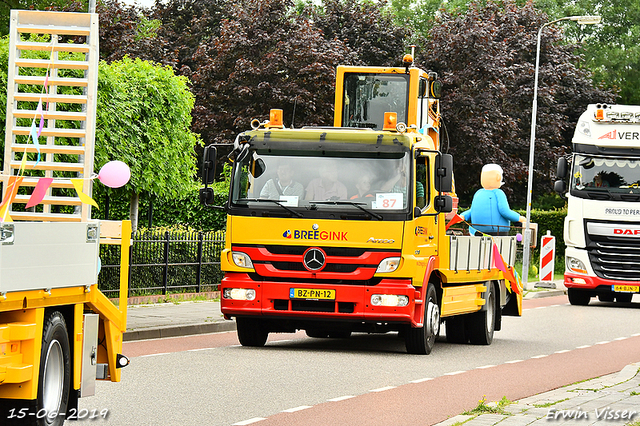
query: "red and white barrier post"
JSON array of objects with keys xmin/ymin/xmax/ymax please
[{"xmin": 539, "ymin": 230, "xmax": 556, "ymax": 282}]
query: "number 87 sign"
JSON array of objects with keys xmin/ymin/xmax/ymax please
[{"xmin": 376, "ymin": 193, "xmax": 403, "ymax": 209}]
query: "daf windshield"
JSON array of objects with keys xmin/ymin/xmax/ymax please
[
  {"xmin": 571, "ymin": 154, "xmax": 640, "ymax": 200},
  {"xmin": 230, "ymin": 151, "xmax": 414, "ymax": 219},
  {"xmin": 341, "ymin": 73, "xmax": 409, "ymax": 130}
]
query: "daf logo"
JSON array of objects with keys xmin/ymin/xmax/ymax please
[{"xmin": 303, "ymin": 247, "xmax": 326, "ymax": 271}]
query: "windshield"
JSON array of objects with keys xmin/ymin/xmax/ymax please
[
  {"xmin": 342, "ymin": 73, "xmax": 409, "ymax": 130},
  {"xmin": 571, "ymin": 154, "xmax": 640, "ymax": 199},
  {"xmin": 230, "ymin": 151, "xmax": 413, "ymax": 218}
]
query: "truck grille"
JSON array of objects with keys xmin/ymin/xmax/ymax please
[
  {"xmin": 586, "ymin": 233, "xmax": 640, "ymax": 281},
  {"xmin": 233, "ymin": 244, "xmax": 399, "ymax": 281}
]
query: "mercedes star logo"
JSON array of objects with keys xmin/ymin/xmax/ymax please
[{"xmin": 303, "ymin": 248, "xmax": 326, "ymax": 271}]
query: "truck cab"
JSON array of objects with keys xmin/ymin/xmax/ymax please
[
  {"xmin": 556, "ymin": 104, "xmax": 640, "ymax": 305},
  {"xmin": 203, "ymin": 55, "xmax": 521, "ymax": 354}
]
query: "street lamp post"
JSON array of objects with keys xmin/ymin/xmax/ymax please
[{"xmin": 522, "ymin": 15, "xmax": 601, "ymax": 290}]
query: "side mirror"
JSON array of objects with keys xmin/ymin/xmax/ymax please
[
  {"xmin": 556, "ymin": 157, "xmax": 568, "ymax": 179},
  {"xmin": 201, "ymin": 145, "xmax": 217, "ymax": 185},
  {"xmin": 199, "ymin": 187, "xmax": 214, "ymax": 205},
  {"xmin": 554, "ymin": 180, "xmax": 567, "ymax": 194},
  {"xmin": 435, "ymin": 153, "xmax": 453, "ymax": 193},
  {"xmin": 430, "ymin": 81, "xmax": 442, "ymax": 99},
  {"xmin": 434, "ymin": 195, "xmax": 453, "ymax": 213}
]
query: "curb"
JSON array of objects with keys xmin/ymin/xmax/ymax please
[
  {"xmin": 524, "ymin": 289, "xmax": 566, "ymax": 299},
  {"xmin": 124, "ymin": 320, "xmax": 236, "ymax": 342}
]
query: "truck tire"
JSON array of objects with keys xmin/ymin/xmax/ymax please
[
  {"xmin": 405, "ymin": 284, "xmax": 440, "ymax": 355},
  {"xmin": 445, "ymin": 316, "xmax": 468, "ymax": 344},
  {"xmin": 468, "ymin": 282, "xmax": 495, "ymax": 345},
  {"xmin": 38, "ymin": 311, "xmax": 71, "ymax": 426},
  {"xmin": 236, "ymin": 318, "xmax": 268, "ymax": 347},
  {"xmin": 568, "ymin": 288, "xmax": 590, "ymax": 306}
]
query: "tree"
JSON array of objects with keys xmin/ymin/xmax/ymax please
[
  {"xmin": 149, "ymin": 0, "xmax": 231, "ymax": 73},
  {"xmin": 422, "ymin": 0, "xmax": 614, "ymax": 207},
  {"xmin": 0, "ymin": 0, "xmax": 88, "ymax": 36},
  {"xmin": 543, "ymin": 0, "xmax": 640, "ymax": 105},
  {"xmin": 311, "ymin": 0, "xmax": 411, "ymax": 67},
  {"xmin": 189, "ymin": 0, "xmax": 351, "ymax": 145},
  {"xmin": 95, "ymin": 57, "xmax": 201, "ymax": 230}
]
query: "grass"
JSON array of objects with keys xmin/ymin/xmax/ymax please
[{"xmin": 463, "ymin": 396, "xmax": 512, "ymax": 416}]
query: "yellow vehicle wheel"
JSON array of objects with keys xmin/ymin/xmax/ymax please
[
  {"xmin": 37, "ymin": 311, "xmax": 71, "ymax": 426},
  {"xmin": 405, "ymin": 284, "xmax": 440, "ymax": 355}
]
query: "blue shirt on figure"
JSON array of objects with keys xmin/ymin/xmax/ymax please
[{"xmin": 460, "ymin": 188, "xmax": 521, "ymax": 235}]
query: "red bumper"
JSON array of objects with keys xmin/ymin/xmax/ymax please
[
  {"xmin": 221, "ymin": 272, "xmax": 419, "ymax": 325},
  {"xmin": 564, "ymin": 272, "xmax": 639, "ymax": 290}
]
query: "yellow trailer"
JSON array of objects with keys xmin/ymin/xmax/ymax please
[{"xmin": 1, "ymin": 10, "xmax": 130, "ymax": 425}]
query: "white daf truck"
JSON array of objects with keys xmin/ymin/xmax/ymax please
[{"xmin": 555, "ymin": 103, "xmax": 640, "ymax": 305}]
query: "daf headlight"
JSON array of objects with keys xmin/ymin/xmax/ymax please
[
  {"xmin": 232, "ymin": 251, "xmax": 254, "ymax": 268},
  {"xmin": 376, "ymin": 257, "xmax": 401, "ymax": 273},
  {"xmin": 577, "ymin": 120, "xmax": 591, "ymax": 137},
  {"xmin": 566, "ymin": 256, "xmax": 587, "ymax": 274}
]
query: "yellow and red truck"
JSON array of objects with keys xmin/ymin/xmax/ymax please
[
  {"xmin": 1, "ymin": 10, "xmax": 130, "ymax": 424},
  {"xmin": 201, "ymin": 54, "xmax": 522, "ymax": 354}
]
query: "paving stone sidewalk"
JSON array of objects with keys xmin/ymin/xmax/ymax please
[{"xmin": 435, "ymin": 362, "xmax": 640, "ymax": 426}]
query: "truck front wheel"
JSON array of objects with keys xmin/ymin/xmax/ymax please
[
  {"xmin": 405, "ymin": 284, "xmax": 440, "ymax": 355},
  {"xmin": 236, "ymin": 318, "xmax": 268, "ymax": 347},
  {"xmin": 38, "ymin": 311, "xmax": 71, "ymax": 426},
  {"xmin": 568, "ymin": 288, "xmax": 591, "ymax": 306}
]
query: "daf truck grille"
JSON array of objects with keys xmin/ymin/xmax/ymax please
[{"xmin": 586, "ymin": 235, "xmax": 640, "ymax": 281}]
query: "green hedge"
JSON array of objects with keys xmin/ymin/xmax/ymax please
[{"xmin": 516, "ymin": 208, "xmax": 566, "ymax": 261}]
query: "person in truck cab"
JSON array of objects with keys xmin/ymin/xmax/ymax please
[
  {"xmin": 350, "ymin": 173, "xmax": 375, "ymax": 200},
  {"xmin": 381, "ymin": 162, "xmax": 425, "ymax": 207},
  {"xmin": 260, "ymin": 163, "xmax": 304, "ymax": 199},
  {"xmin": 588, "ymin": 173, "xmax": 610, "ymax": 188},
  {"xmin": 305, "ymin": 161, "xmax": 348, "ymax": 200}
]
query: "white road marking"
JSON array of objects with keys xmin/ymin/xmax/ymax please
[
  {"xmin": 232, "ymin": 418, "xmax": 266, "ymax": 425},
  {"xmin": 282, "ymin": 406, "xmax": 312, "ymax": 413},
  {"xmin": 410, "ymin": 378, "xmax": 434, "ymax": 383},
  {"xmin": 370, "ymin": 386, "xmax": 396, "ymax": 392},
  {"xmin": 327, "ymin": 395, "xmax": 355, "ymax": 402},
  {"xmin": 139, "ymin": 352, "xmax": 170, "ymax": 358}
]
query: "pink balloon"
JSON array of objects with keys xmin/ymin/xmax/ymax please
[
  {"xmin": 98, "ymin": 161, "xmax": 131, "ymax": 188},
  {"xmin": 516, "ymin": 233, "xmax": 523, "ymax": 242}
]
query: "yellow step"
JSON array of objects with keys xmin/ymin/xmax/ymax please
[{"xmin": 0, "ymin": 322, "xmax": 37, "ymax": 343}]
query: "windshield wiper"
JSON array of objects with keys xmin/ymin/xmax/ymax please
[
  {"xmin": 310, "ymin": 200, "xmax": 383, "ymax": 220},
  {"xmin": 241, "ymin": 198, "xmax": 304, "ymax": 217}
]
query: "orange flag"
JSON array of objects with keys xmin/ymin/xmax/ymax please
[{"xmin": 445, "ymin": 213, "xmax": 464, "ymax": 231}]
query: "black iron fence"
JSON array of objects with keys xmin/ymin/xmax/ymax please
[{"xmin": 98, "ymin": 229, "xmax": 225, "ymax": 297}]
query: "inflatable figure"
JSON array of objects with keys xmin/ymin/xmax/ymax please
[{"xmin": 460, "ymin": 164, "xmax": 525, "ymax": 236}]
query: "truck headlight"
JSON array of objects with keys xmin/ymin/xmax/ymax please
[
  {"xmin": 371, "ymin": 294, "xmax": 409, "ymax": 307},
  {"xmin": 223, "ymin": 288, "xmax": 256, "ymax": 301},
  {"xmin": 232, "ymin": 251, "xmax": 254, "ymax": 268},
  {"xmin": 567, "ymin": 256, "xmax": 587, "ymax": 274},
  {"xmin": 376, "ymin": 257, "xmax": 400, "ymax": 273}
]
